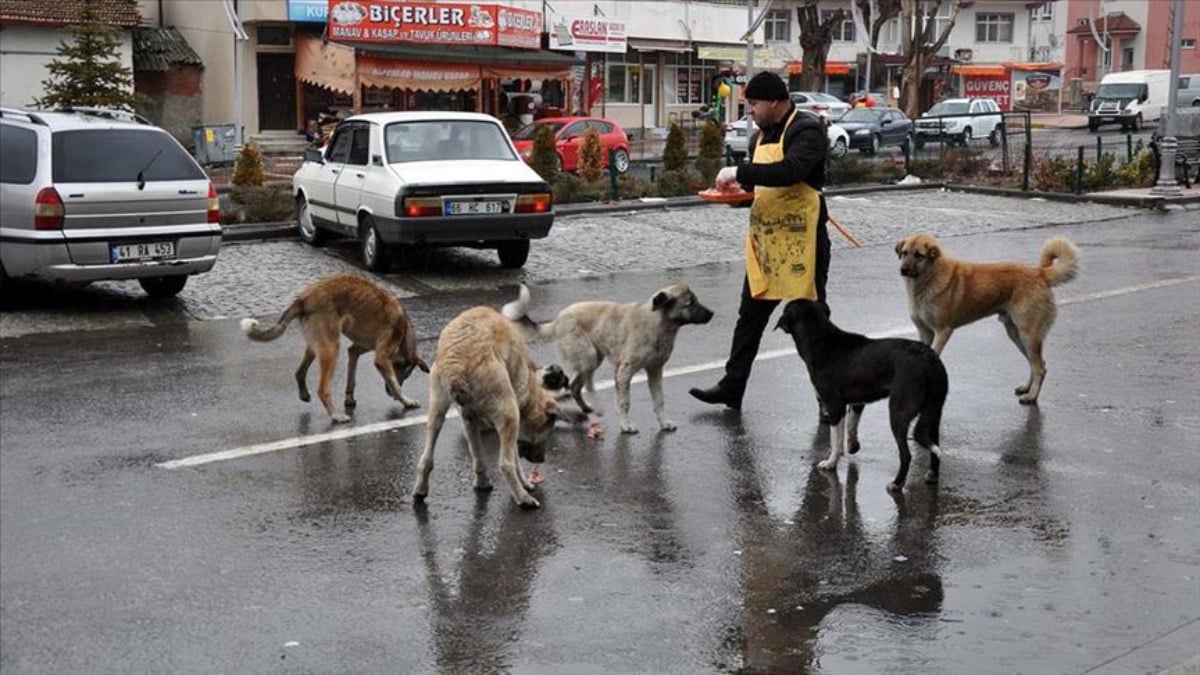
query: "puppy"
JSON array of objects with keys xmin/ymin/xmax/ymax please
[
  {"xmin": 241, "ymin": 273, "xmax": 428, "ymax": 423},
  {"xmin": 896, "ymin": 233, "xmax": 1079, "ymax": 404},
  {"xmin": 777, "ymin": 300, "xmax": 949, "ymax": 493},
  {"xmin": 502, "ymin": 283, "xmax": 714, "ymax": 434},
  {"xmin": 413, "ymin": 306, "xmax": 576, "ymax": 508}
]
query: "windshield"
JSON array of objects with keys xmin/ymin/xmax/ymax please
[
  {"xmin": 840, "ymin": 109, "xmax": 882, "ymax": 123},
  {"xmin": 385, "ymin": 120, "xmax": 517, "ymax": 163},
  {"xmin": 511, "ymin": 121, "xmax": 565, "ymax": 140},
  {"xmin": 925, "ymin": 101, "xmax": 970, "ymax": 116},
  {"xmin": 812, "ymin": 93, "xmax": 842, "ymax": 103},
  {"xmin": 1096, "ymin": 83, "xmax": 1147, "ymax": 100}
]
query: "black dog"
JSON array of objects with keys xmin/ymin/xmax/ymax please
[{"xmin": 776, "ymin": 300, "xmax": 949, "ymax": 492}]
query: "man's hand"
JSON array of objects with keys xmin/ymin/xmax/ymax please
[{"xmin": 715, "ymin": 166, "xmax": 739, "ymax": 190}]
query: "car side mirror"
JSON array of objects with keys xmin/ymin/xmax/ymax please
[
  {"xmin": 303, "ymin": 148, "xmax": 325, "ymax": 164},
  {"xmin": 881, "ymin": 119, "xmax": 892, "ymax": 126},
  {"xmin": 1138, "ymin": 94, "xmax": 1148, "ymax": 103},
  {"xmin": 372, "ymin": 154, "xmax": 384, "ymax": 166}
]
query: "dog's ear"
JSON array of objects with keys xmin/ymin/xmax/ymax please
[
  {"xmin": 540, "ymin": 364, "xmax": 569, "ymax": 390},
  {"xmin": 652, "ymin": 291, "xmax": 673, "ymax": 311},
  {"xmin": 895, "ymin": 239, "xmax": 907, "ymax": 257},
  {"xmin": 925, "ymin": 242, "xmax": 940, "ymax": 260}
]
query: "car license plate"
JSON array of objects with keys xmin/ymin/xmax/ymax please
[
  {"xmin": 110, "ymin": 241, "xmax": 175, "ymax": 262},
  {"xmin": 445, "ymin": 200, "xmax": 503, "ymax": 216}
]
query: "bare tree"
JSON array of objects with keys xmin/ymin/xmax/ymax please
[
  {"xmin": 795, "ymin": 1, "xmax": 845, "ymax": 92},
  {"xmin": 898, "ymin": 0, "xmax": 965, "ymax": 118},
  {"xmin": 863, "ymin": 0, "xmax": 903, "ymax": 53}
]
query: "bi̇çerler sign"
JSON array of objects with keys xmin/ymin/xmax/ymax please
[{"xmin": 325, "ymin": 0, "xmax": 542, "ymax": 49}]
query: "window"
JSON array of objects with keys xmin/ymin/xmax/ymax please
[
  {"xmin": 327, "ymin": 129, "xmax": 353, "ymax": 163},
  {"xmin": 764, "ymin": 9, "xmax": 791, "ymax": 43},
  {"xmin": 51, "ymin": 130, "xmax": 204, "ymax": 182},
  {"xmin": 0, "ymin": 125, "xmax": 37, "ymax": 184},
  {"xmin": 821, "ymin": 9, "xmax": 855, "ymax": 42},
  {"xmin": 1102, "ymin": 37, "xmax": 1113, "ymax": 71},
  {"xmin": 1183, "ymin": 39, "xmax": 1196, "ymax": 49},
  {"xmin": 882, "ymin": 16, "xmax": 901, "ymax": 44},
  {"xmin": 922, "ymin": 5, "xmax": 954, "ymax": 43},
  {"xmin": 346, "ymin": 126, "xmax": 370, "ymax": 165},
  {"xmin": 257, "ymin": 26, "xmax": 291, "ymax": 46},
  {"xmin": 976, "ymin": 13, "xmax": 1014, "ymax": 43},
  {"xmin": 604, "ymin": 53, "xmax": 655, "ymax": 104},
  {"xmin": 1030, "ymin": 3, "xmax": 1054, "ymax": 21},
  {"xmin": 664, "ymin": 52, "xmax": 714, "ymax": 105},
  {"xmin": 1121, "ymin": 46, "xmax": 1134, "ymax": 71},
  {"xmin": 561, "ymin": 121, "xmax": 587, "ymax": 138}
]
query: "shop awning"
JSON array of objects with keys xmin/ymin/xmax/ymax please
[
  {"xmin": 295, "ymin": 33, "xmax": 356, "ymax": 95},
  {"xmin": 951, "ymin": 65, "xmax": 1007, "ymax": 77},
  {"xmin": 1005, "ymin": 61, "xmax": 1065, "ymax": 72},
  {"xmin": 628, "ymin": 38, "xmax": 691, "ymax": 53},
  {"xmin": 358, "ymin": 55, "xmax": 482, "ymax": 92},
  {"xmin": 785, "ymin": 61, "xmax": 855, "ymax": 76},
  {"xmin": 341, "ymin": 41, "xmax": 581, "ymax": 68}
]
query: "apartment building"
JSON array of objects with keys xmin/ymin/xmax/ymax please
[{"xmin": 1065, "ymin": 0, "xmax": 1199, "ymax": 96}]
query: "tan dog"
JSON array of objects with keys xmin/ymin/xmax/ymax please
[
  {"xmin": 241, "ymin": 274, "xmax": 428, "ymax": 423},
  {"xmin": 413, "ymin": 306, "xmax": 574, "ymax": 509},
  {"xmin": 502, "ymin": 283, "xmax": 714, "ymax": 434},
  {"xmin": 895, "ymin": 233, "xmax": 1080, "ymax": 404}
]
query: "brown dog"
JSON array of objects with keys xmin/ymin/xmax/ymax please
[
  {"xmin": 241, "ymin": 274, "xmax": 428, "ymax": 423},
  {"xmin": 895, "ymin": 233, "xmax": 1080, "ymax": 404},
  {"xmin": 413, "ymin": 306, "xmax": 574, "ymax": 508}
]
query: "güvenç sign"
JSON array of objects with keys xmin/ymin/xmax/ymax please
[
  {"xmin": 547, "ymin": 16, "xmax": 627, "ymax": 53},
  {"xmin": 325, "ymin": 1, "xmax": 541, "ymax": 49},
  {"xmin": 964, "ymin": 74, "xmax": 1011, "ymax": 110}
]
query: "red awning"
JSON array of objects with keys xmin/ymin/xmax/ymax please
[{"xmin": 785, "ymin": 61, "xmax": 854, "ymax": 76}]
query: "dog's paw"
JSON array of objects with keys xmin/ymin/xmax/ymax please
[
  {"xmin": 1018, "ymin": 394, "xmax": 1039, "ymax": 405},
  {"xmin": 847, "ymin": 440, "xmax": 861, "ymax": 455},
  {"xmin": 1014, "ymin": 384, "xmax": 1031, "ymax": 395},
  {"xmin": 299, "ymin": 392, "xmax": 311, "ymax": 403},
  {"xmin": 923, "ymin": 470, "xmax": 939, "ymax": 485},
  {"xmin": 620, "ymin": 423, "xmax": 640, "ymax": 434},
  {"xmin": 817, "ymin": 459, "xmax": 838, "ymax": 471},
  {"xmin": 343, "ymin": 398, "xmax": 357, "ymax": 409},
  {"xmin": 473, "ymin": 480, "xmax": 494, "ymax": 492},
  {"xmin": 516, "ymin": 494, "xmax": 541, "ymax": 509},
  {"xmin": 886, "ymin": 481, "xmax": 904, "ymax": 494},
  {"xmin": 401, "ymin": 397, "xmax": 421, "ymax": 409},
  {"xmin": 331, "ymin": 412, "xmax": 352, "ymax": 424},
  {"xmin": 659, "ymin": 419, "xmax": 678, "ymax": 432}
]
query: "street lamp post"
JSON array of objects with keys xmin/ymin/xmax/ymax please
[{"xmin": 1151, "ymin": 0, "xmax": 1186, "ymax": 196}]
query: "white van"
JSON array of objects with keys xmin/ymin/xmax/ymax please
[
  {"xmin": 1088, "ymin": 70, "xmax": 1171, "ymax": 131},
  {"xmin": 1178, "ymin": 73, "xmax": 1200, "ymax": 108}
]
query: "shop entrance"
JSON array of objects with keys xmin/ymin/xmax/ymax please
[{"xmin": 257, "ymin": 53, "xmax": 296, "ymax": 130}]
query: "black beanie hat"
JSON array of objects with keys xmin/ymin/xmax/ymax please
[{"xmin": 743, "ymin": 71, "xmax": 789, "ymax": 101}]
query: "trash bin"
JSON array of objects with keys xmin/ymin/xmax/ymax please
[{"xmin": 191, "ymin": 124, "xmax": 239, "ymax": 166}]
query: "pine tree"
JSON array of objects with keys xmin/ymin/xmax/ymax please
[
  {"xmin": 662, "ymin": 123, "xmax": 688, "ymax": 172},
  {"xmin": 35, "ymin": 0, "xmax": 142, "ymax": 112},
  {"xmin": 577, "ymin": 127, "xmax": 604, "ymax": 182},
  {"xmin": 695, "ymin": 121, "xmax": 725, "ymax": 184},
  {"xmin": 531, "ymin": 124, "xmax": 560, "ymax": 182}
]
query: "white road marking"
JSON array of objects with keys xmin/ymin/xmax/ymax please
[{"xmin": 157, "ymin": 276, "xmax": 1200, "ymax": 469}]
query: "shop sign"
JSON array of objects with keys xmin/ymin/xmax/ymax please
[
  {"xmin": 1011, "ymin": 69, "xmax": 1062, "ymax": 112},
  {"xmin": 289, "ymin": 0, "xmax": 328, "ymax": 22},
  {"xmin": 547, "ymin": 16, "xmax": 627, "ymax": 53},
  {"xmin": 325, "ymin": 1, "xmax": 541, "ymax": 48},
  {"xmin": 964, "ymin": 75, "xmax": 1011, "ymax": 110}
]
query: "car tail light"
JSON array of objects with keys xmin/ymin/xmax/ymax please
[
  {"xmin": 34, "ymin": 187, "xmax": 64, "ymax": 230},
  {"xmin": 812, "ymin": 104, "xmax": 829, "ymax": 111},
  {"xmin": 403, "ymin": 196, "xmax": 443, "ymax": 218},
  {"xmin": 722, "ymin": 123, "xmax": 733, "ymax": 133},
  {"xmin": 207, "ymin": 181, "xmax": 220, "ymax": 224},
  {"xmin": 515, "ymin": 193, "xmax": 551, "ymax": 213}
]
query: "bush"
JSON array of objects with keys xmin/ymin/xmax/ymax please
[
  {"xmin": 617, "ymin": 173, "xmax": 657, "ymax": 199},
  {"xmin": 1114, "ymin": 147, "xmax": 1156, "ymax": 187},
  {"xmin": 908, "ymin": 148, "xmax": 991, "ymax": 181},
  {"xmin": 228, "ymin": 185, "xmax": 293, "ymax": 223},
  {"xmin": 531, "ymin": 124, "xmax": 559, "ymax": 182},
  {"xmin": 663, "ymin": 123, "xmax": 688, "ymax": 172},
  {"xmin": 695, "ymin": 121, "xmax": 725, "ymax": 185},
  {"xmin": 231, "ymin": 143, "xmax": 265, "ymax": 188},
  {"xmin": 655, "ymin": 168, "xmax": 701, "ymax": 197},
  {"xmin": 577, "ymin": 127, "xmax": 604, "ymax": 182},
  {"xmin": 826, "ymin": 155, "xmax": 905, "ymax": 186},
  {"xmin": 551, "ymin": 172, "xmax": 608, "ymax": 204}
]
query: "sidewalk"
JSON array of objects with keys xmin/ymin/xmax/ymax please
[{"xmin": 1027, "ymin": 112, "xmax": 1089, "ymax": 130}]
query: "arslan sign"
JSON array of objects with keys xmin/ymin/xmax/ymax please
[
  {"xmin": 325, "ymin": 1, "xmax": 541, "ymax": 48},
  {"xmin": 548, "ymin": 16, "xmax": 627, "ymax": 53}
]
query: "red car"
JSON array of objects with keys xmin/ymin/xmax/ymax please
[{"xmin": 511, "ymin": 117, "xmax": 631, "ymax": 174}]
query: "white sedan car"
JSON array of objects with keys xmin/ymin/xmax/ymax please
[
  {"xmin": 724, "ymin": 114, "xmax": 850, "ymax": 162},
  {"xmin": 292, "ymin": 111, "xmax": 553, "ymax": 270}
]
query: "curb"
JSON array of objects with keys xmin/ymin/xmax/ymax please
[
  {"xmin": 219, "ymin": 181, "xmax": 945, "ymax": 241},
  {"xmin": 942, "ymin": 183, "xmax": 1200, "ymax": 209}
]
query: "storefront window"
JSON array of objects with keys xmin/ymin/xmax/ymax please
[
  {"xmin": 607, "ymin": 64, "xmax": 627, "ymax": 103},
  {"xmin": 664, "ymin": 53, "xmax": 715, "ymax": 105}
]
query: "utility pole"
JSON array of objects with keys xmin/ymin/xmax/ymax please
[
  {"xmin": 1151, "ymin": 0, "xmax": 1184, "ymax": 196},
  {"xmin": 746, "ymin": 0, "xmax": 755, "ymax": 80}
]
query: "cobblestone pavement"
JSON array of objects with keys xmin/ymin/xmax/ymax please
[{"xmin": 0, "ymin": 190, "xmax": 1155, "ymax": 339}]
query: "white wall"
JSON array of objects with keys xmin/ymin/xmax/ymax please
[{"xmin": 0, "ymin": 25, "xmax": 134, "ymax": 109}]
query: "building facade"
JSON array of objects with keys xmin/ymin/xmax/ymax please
[{"xmin": 1065, "ymin": 0, "xmax": 1200, "ymax": 96}]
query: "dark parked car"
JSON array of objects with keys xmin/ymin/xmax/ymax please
[{"xmin": 838, "ymin": 106, "xmax": 913, "ymax": 155}]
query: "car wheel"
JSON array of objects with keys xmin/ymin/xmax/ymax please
[
  {"xmin": 915, "ymin": 137, "xmax": 926, "ymax": 150},
  {"xmin": 0, "ymin": 263, "xmax": 8, "ymax": 295},
  {"xmin": 612, "ymin": 148, "xmax": 630, "ymax": 174},
  {"xmin": 900, "ymin": 138, "xmax": 912, "ymax": 155},
  {"xmin": 296, "ymin": 195, "xmax": 326, "ymax": 246},
  {"xmin": 1132, "ymin": 114, "xmax": 1143, "ymax": 132},
  {"xmin": 497, "ymin": 240, "xmax": 530, "ymax": 269},
  {"xmin": 831, "ymin": 137, "xmax": 848, "ymax": 158},
  {"xmin": 139, "ymin": 275, "xmax": 187, "ymax": 298},
  {"xmin": 869, "ymin": 135, "xmax": 880, "ymax": 155},
  {"xmin": 959, "ymin": 127, "xmax": 972, "ymax": 147},
  {"xmin": 1088, "ymin": 120, "xmax": 1100, "ymax": 132},
  {"xmin": 988, "ymin": 127, "xmax": 1001, "ymax": 147},
  {"xmin": 360, "ymin": 215, "xmax": 389, "ymax": 272}
]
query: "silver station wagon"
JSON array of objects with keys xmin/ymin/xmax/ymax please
[
  {"xmin": 0, "ymin": 107, "xmax": 222, "ymax": 297},
  {"xmin": 292, "ymin": 111, "xmax": 554, "ymax": 270}
]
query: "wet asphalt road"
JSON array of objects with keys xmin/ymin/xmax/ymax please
[{"xmin": 1, "ymin": 200, "xmax": 1199, "ymax": 674}]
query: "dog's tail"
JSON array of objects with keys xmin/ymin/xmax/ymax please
[
  {"xmin": 500, "ymin": 284, "xmax": 554, "ymax": 341},
  {"xmin": 1039, "ymin": 236, "xmax": 1080, "ymax": 287},
  {"xmin": 241, "ymin": 298, "xmax": 304, "ymax": 342},
  {"xmin": 913, "ymin": 358, "xmax": 949, "ymax": 450}
]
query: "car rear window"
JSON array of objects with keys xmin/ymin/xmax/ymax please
[
  {"xmin": 385, "ymin": 120, "xmax": 516, "ymax": 163},
  {"xmin": 0, "ymin": 124, "xmax": 38, "ymax": 184},
  {"xmin": 51, "ymin": 129, "xmax": 206, "ymax": 183}
]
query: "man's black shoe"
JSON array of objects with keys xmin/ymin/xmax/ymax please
[{"xmin": 689, "ymin": 385, "xmax": 742, "ymax": 410}]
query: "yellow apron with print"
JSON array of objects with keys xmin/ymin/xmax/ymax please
[{"xmin": 745, "ymin": 109, "xmax": 821, "ymax": 301}]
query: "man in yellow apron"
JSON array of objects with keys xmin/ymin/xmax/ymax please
[{"xmin": 690, "ymin": 71, "xmax": 832, "ymax": 418}]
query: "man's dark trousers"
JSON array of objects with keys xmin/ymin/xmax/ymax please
[{"xmin": 717, "ymin": 204, "xmax": 830, "ymax": 398}]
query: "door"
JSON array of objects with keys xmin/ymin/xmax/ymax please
[
  {"xmin": 641, "ymin": 65, "xmax": 657, "ymax": 128},
  {"xmin": 557, "ymin": 121, "xmax": 587, "ymax": 171},
  {"xmin": 257, "ymin": 53, "xmax": 296, "ymax": 131},
  {"xmin": 333, "ymin": 125, "xmax": 371, "ymax": 230},
  {"xmin": 308, "ymin": 127, "xmax": 350, "ymax": 224}
]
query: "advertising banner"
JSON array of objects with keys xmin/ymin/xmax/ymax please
[
  {"xmin": 548, "ymin": 16, "xmax": 627, "ymax": 53},
  {"xmin": 1011, "ymin": 69, "xmax": 1062, "ymax": 112},
  {"xmin": 325, "ymin": 1, "xmax": 540, "ymax": 49},
  {"xmin": 289, "ymin": 0, "xmax": 328, "ymax": 22},
  {"xmin": 964, "ymin": 74, "xmax": 1011, "ymax": 111}
]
